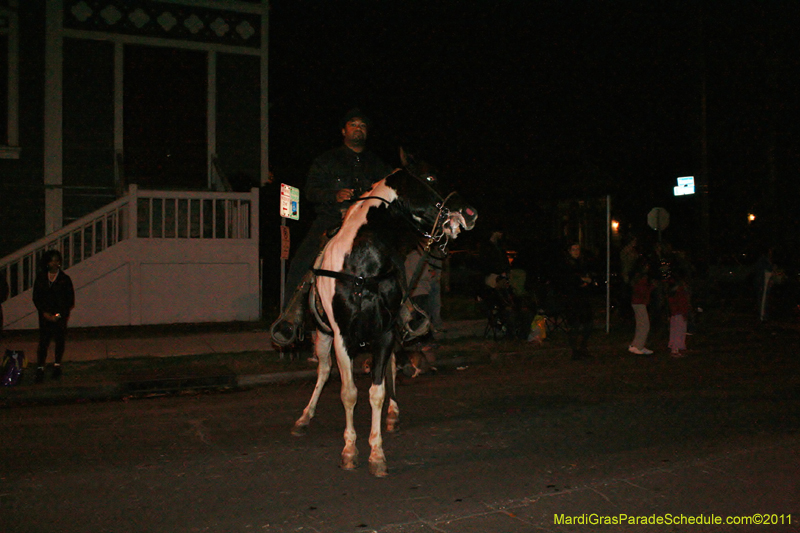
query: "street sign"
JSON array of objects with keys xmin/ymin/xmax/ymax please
[
  {"xmin": 647, "ymin": 207, "xmax": 669, "ymax": 231},
  {"xmin": 280, "ymin": 183, "xmax": 299, "ymax": 220},
  {"xmin": 674, "ymin": 176, "xmax": 695, "ymax": 196}
]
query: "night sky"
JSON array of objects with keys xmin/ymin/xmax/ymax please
[{"xmin": 267, "ymin": 1, "xmax": 799, "ymax": 259}]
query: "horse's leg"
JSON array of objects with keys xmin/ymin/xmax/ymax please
[
  {"xmin": 291, "ymin": 330, "xmax": 333, "ymax": 436},
  {"xmin": 368, "ymin": 379, "xmax": 388, "ymax": 477},
  {"xmin": 385, "ymin": 351, "xmax": 400, "ymax": 434},
  {"xmin": 335, "ymin": 332, "xmax": 359, "ymax": 470},
  {"xmin": 366, "ymin": 331, "xmax": 395, "ymax": 477}
]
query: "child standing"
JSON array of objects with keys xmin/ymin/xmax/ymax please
[{"xmin": 667, "ymin": 274, "xmax": 691, "ymax": 358}]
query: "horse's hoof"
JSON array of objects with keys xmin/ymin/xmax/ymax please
[
  {"xmin": 339, "ymin": 457, "xmax": 359, "ymax": 470},
  {"xmin": 369, "ymin": 460, "xmax": 388, "ymax": 477},
  {"xmin": 386, "ymin": 408, "xmax": 400, "ymax": 433},
  {"xmin": 291, "ymin": 423, "xmax": 307, "ymax": 437}
]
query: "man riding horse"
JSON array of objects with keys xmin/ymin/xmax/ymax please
[
  {"xmin": 273, "ymin": 109, "xmax": 393, "ymax": 346},
  {"xmin": 289, "ymin": 147, "xmax": 478, "ymax": 476}
]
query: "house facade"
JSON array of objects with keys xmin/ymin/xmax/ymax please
[
  {"xmin": 0, "ymin": 0, "xmax": 270, "ymax": 328},
  {"xmin": 0, "ymin": 0, "xmax": 268, "ymax": 253}
]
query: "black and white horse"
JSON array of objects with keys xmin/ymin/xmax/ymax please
[{"xmin": 291, "ymin": 150, "xmax": 477, "ymax": 477}]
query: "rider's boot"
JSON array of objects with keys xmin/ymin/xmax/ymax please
[{"xmin": 270, "ymin": 272, "xmax": 314, "ymax": 347}]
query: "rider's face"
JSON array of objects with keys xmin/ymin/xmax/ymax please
[{"xmin": 342, "ymin": 119, "xmax": 368, "ymax": 146}]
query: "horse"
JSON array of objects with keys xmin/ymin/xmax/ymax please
[{"xmin": 290, "ymin": 150, "xmax": 477, "ymax": 477}]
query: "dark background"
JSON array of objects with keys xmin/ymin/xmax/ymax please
[{"xmin": 266, "ymin": 0, "xmax": 799, "ymax": 265}]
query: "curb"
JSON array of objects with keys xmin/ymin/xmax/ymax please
[{"xmin": 1, "ymin": 353, "xmax": 496, "ymax": 407}]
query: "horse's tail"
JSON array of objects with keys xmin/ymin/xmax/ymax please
[{"xmin": 347, "ymin": 293, "xmax": 395, "ymax": 343}]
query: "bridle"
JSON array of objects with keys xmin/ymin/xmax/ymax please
[{"xmin": 356, "ymin": 167, "xmax": 461, "ymax": 253}]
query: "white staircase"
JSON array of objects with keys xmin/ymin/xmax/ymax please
[{"xmin": 1, "ymin": 185, "xmax": 261, "ymax": 330}]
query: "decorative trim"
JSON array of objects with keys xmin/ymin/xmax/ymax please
[{"xmin": 64, "ymin": 0, "xmax": 261, "ymax": 48}]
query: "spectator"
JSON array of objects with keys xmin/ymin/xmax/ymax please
[
  {"xmin": 426, "ymin": 248, "xmax": 446, "ymax": 333},
  {"xmin": 32, "ymin": 250, "xmax": 75, "ymax": 382},
  {"xmin": 558, "ymin": 242, "xmax": 594, "ymax": 360},
  {"xmin": 404, "ymin": 244, "xmax": 438, "ymax": 358},
  {"xmin": 667, "ymin": 270, "xmax": 691, "ymax": 358},
  {"xmin": 404, "ymin": 244, "xmax": 435, "ymax": 325},
  {"xmin": 628, "ymin": 257, "xmax": 656, "ymax": 355},
  {"xmin": 480, "ymin": 229, "xmax": 511, "ymax": 291},
  {"xmin": 619, "ymin": 236, "xmax": 639, "ymax": 285},
  {"xmin": 618, "ymin": 236, "xmax": 639, "ymax": 319}
]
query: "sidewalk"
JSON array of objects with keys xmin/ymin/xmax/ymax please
[{"xmin": 1, "ymin": 319, "xmax": 489, "ymax": 405}]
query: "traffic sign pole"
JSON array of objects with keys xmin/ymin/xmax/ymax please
[
  {"xmin": 280, "ymin": 219, "xmax": 287, "ymax": 309},
  {"xmin": 279, "ymin": 184, "xmax": 300, "ymax": 310}
]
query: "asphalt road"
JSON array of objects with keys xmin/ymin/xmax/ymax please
[{"xmin": 2, "ymin": 315, "xmax": 799, "ymax": 532}]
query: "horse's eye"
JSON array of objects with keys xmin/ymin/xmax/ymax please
[{"xmin": 426, "ymin": 176, "xmax": 435, "ymax": 182}]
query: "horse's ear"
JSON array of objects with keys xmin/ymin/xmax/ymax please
[
  {"xmin": 399, "ymin": 147, "xmax": 408, "ymax": 167},
  {"xmin": 399, "ymin": 147, "xmax": 418, "ymax": 169}
]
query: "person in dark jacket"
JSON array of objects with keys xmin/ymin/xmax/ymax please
[
  {"xmin": 32, "ymin": 250, "xmax": 75, "ymax": 382},
  {"xmin": 273, "ymin": 109, "xmax": 393, "ymax": 346},
  {"xmin": 480, "ymin": 229, "xmax": 511, "ymax": 289},
  {"xmin": 558, "ymin": 242, "xmax": 594, "ymax": 360}
]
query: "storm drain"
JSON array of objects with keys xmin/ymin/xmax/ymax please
[{"xmin": 120, "ymin": 366, "xmax": 237, "ymax": 396}]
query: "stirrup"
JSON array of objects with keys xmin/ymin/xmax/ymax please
[
  {"xmin": 401, "ymin": 300, "xmax": 431, "ymax": 342},
  {"xmin": 270, "ymin": 272, "xmax": 314, "ymax": 347},
  {"xmin": 270, "ymin": 317, "xmax": 298, "ymax": 347}
]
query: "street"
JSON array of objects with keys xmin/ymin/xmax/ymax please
[{"xmin": 2, "ymin": 313, "xmax": 799, "ymax": 532}]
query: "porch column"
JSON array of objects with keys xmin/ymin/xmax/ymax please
[
  {"xmin": 207, "ymin": 50, "xmax": 216, "ymax": 190},
  {"xmin": 44, "ymin": 0, "xmax": 64, "ymax": 234},
  {"xmin": 260, "ymin": 1, "xmax": 269, "ymax": 185},
  {"xmin": 114, "ymin": 41, "xmax": 124, "ymax": 194}
]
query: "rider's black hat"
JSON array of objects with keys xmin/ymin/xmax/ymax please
[{"xmin": 341, "ymin": 108, "xmax": 371, "ymax": 128}]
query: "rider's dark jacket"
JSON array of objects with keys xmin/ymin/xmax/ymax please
[{"xmin": 305, "ymin": 146, "xmax": 393, "ymax": 222}]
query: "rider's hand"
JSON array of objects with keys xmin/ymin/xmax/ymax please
[{"xmin": 336, "ymin": 189, "xmax": 354, "ymax": 203}]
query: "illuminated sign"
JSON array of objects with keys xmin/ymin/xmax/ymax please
[{"xmin": 674, "ymin": 176, "xmax": 695, "ymax": 196}]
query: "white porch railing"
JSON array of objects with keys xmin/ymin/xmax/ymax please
[{"xmin": 0, "ymin": 184, "xmax": 258, "ymax": 299}]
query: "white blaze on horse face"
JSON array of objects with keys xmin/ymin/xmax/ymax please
[{"xmin": 443, "ymin": 212, "xmax": 467, "ymax": 238}]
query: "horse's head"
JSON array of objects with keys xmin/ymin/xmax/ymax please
[{"xmin": 385, "ymin": 148, "xmax": 478, "ymax": 242}]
